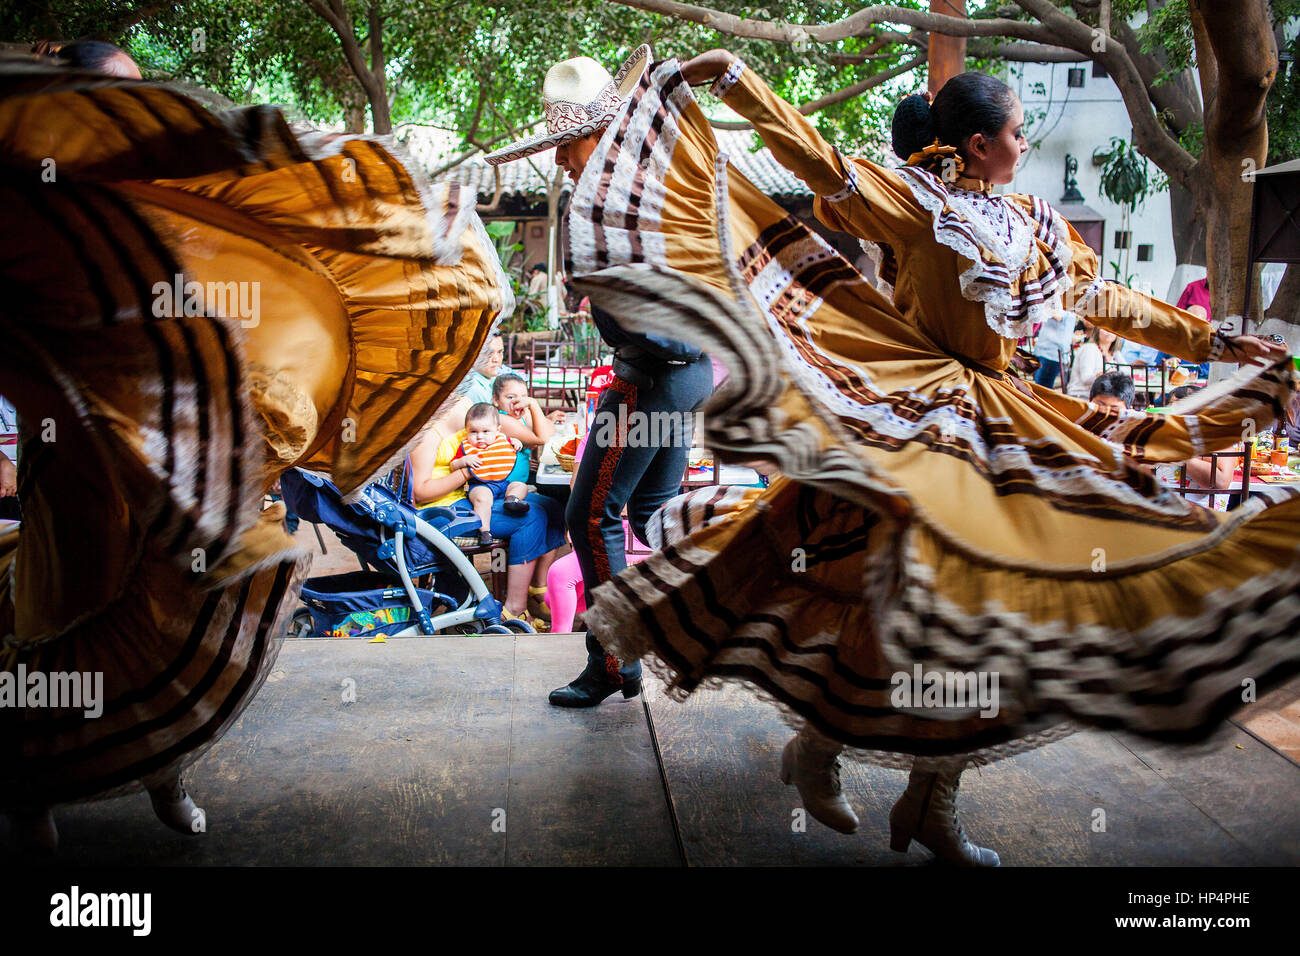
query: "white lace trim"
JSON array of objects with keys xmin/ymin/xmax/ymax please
[
  {"xmin": 859, "ymin": 239, "xmax": 896, "ymax": 302},
  {"xmin": 895, "ymin": 166, "xmax": 1075, "ymax": 340},
  {"xmin": 822, "ymin": 156, "xmax": 858, "ymax": 203},
  {"xmin": 1072, "ymin": 275, "xmax": 1107, "ymax": 314},
  {"xmin": 710, "ymin": 56, "xmax": 746, "ymax": 99},
  {"xmin": 728, "ymin": 250, "xmax": 1194, "ymax": 524}
]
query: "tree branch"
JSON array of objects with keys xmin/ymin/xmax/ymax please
[
  {"xmin": 604, "ymin": 0, "xmax": 1057, "ymax": 45},
  {"xmin": 302, "ymin": 0, "xmax": 377, "ymax": 98},
  {"xmin": 100, "ymin": 0, "xmax": 179, "ymax": 40},
  {"xmin": 1012, "ymin": 0, "xmax": 1196, "ymax": 188},
  {"xmin": 427, "ymin": 120, "xmax": 542, "ymax": 179},
  {"xmin": 967, "ymin": 39, "xmax": 1088, "ymax": 62},
  {"xmin": 709, "ymin": 54, "xmax": 925, "ymax": 130},
  {"xmin": 1112, "ymin": 18, "xmax": 1200, "ymax": 134}
]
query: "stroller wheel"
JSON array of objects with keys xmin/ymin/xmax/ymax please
[
  {"xmin": 500, "ymin": 618, "xmax": 535, "ymax": 634},
  {"xmin": 287, "ymin": 608, "xmax": 314, "ymax": 638},
  {"xmin": 481, "ymin": 623, "xmax": 512, "ymax": 635}
]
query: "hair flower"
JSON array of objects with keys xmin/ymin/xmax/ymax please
[{"xmin": 905, "ymin": 139, "xmax": 965, "ymax": 179}]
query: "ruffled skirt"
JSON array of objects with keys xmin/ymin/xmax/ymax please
[{"xmin": 0, "ymin": 62, "xmax": 507, "ymax": 805}]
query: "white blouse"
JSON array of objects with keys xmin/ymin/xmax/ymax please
[{"xmin": 1067, "ymin": 342, "xmax": 1104, "ymax": 399}]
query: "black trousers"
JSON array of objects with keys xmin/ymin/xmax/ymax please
[{"xmin": 565, "ymin": 355, "xmax": 713, "ymax": 680}]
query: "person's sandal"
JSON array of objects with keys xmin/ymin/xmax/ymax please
[
  {"xmin": 502, "ymin": 606, "xmax": 548, "ymax": 632},
  {"xmin": 527, "ymin": 585, "xmax": 551, "ymax": 623},
  {"xmin": 503, "ymin": 496, "xmax": 530, "ymax": 516},
  {"xmin": 478, "ymin": 529, "xmax": 494, "ymax": 547}
]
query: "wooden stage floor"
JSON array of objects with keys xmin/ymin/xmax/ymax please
[{"xmin": 6, "ymin": 634, "xmax": 1300, "ymax": 866}]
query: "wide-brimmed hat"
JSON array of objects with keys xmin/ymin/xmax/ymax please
[{"xmin": 484, "ymin": 45, "xmax": 651, "ymax": 166}]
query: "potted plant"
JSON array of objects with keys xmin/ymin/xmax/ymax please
[{"xmin": 1092, "ymin": 136, "xmax": 1157, "ymax": 285}]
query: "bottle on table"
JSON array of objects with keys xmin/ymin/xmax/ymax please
[{"xmin": 1272, "ymin": 418, "xmax": 1291, "ymax": 469}]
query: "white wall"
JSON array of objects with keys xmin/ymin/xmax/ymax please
[{"xmin": 1007, "ymin": 60, "xmax": 1182, "ymax": 303}]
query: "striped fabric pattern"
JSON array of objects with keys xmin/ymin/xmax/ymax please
[
  {"xmin": 566, "ymin": 59, "xmax": 1300, "ymax": 759},
  {"xmin": 0, "ymin": 62, "xmax": 507, "ymax": 805},
  {"xmin": 459, "ymin": 436, "xmax": 517, "ymax": 481}
]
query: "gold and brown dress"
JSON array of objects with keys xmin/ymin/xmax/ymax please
[
  {"xmin": 566, "ymin": 57, "xmax": 1300, "ymax": 766},
  {"xmin": 0, "ymin": 62, "xmax": 507, "ymax": 805}
]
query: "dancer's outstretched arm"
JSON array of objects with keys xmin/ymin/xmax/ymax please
[
  {"xmin": 1053, "ymin": 212, "xmax": 1285, "ymax": 368},
  {"xmin": 682, "ymin": 49, "xmax": 926, "ymax": 246}
]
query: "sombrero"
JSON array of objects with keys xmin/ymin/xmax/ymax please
[{"xmin": 484, "ymin": 45, "xmax": 651, "ymax": 166}]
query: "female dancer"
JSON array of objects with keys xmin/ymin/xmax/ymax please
[
  {"xmin": 0, "ymin": 45, "xmax": 508, "ymax": 848},
  {"xmin": 562, "ymin": 49, "xmax": 1297, "ymax": 865}
]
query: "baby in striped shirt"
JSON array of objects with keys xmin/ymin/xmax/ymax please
[{"xmin": 454, "ymin": 402, "xmax": 528, "ymax": 545}]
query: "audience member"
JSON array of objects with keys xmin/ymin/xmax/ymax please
[
  {"xmin": 1068, "ymin": 325, "xmax": 1121, "ymax": 399},
  {"xmin": 1089, "ymin": 370, "xmax": 1135, "ymax": 414}
]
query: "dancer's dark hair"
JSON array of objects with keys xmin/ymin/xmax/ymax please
[
  {"xmin": 891, "ymin": 71, "xmax": 1017, "ymax": 162},
  {"xmin": 32, "ymin": 40, "xmax": 129, "ymax": 73}
]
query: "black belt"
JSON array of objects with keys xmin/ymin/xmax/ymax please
[
  {"xmin": 612, "ymin": 348, "xmax": 689, "ymax": 389},
  {"xmin": 943, "ymin": 348, "xmax": 1040, "ymax": 401}
]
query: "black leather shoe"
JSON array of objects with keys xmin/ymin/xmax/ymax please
[
  {"xmin": 548, "ymin": 662, "xmax": 642, "ymax": 707},
  {"xmin": 503, "ymin": 496, "xmax": 529, "ymax": 516}
]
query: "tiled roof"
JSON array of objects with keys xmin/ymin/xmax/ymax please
[{"xmin": 399, "ymin": 125, "xmax": 816, "ymax": 202}]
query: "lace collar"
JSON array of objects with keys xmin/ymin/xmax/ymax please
[{"xmin": 895, "ymin": 165, "xmax": 1075, "ymax": 339}]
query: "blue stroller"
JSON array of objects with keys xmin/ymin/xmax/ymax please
[{"xmin": 279, "ymin": 468, "xmax": 533, "ymax": 637}]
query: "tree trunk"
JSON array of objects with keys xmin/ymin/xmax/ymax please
[
  {"xmin": 342, "ymin": 86, "xmax": 367, "ymax": 134},
  {"xmin": 365, "ymin": 5, "xmax": 391, "ymax": 135},
  {"xmin": 1188, "ymin": 0, "xmax": 1276, "ymax": 328},
  {"xmin": 1168, "ymin": 184, "xmax": 1206, "ymax": 267},
  {"xmin": 367, "ymin": 82, "xmax": 392, "ymax": 135},
  {"xmin": 928, "ymin": 0, "xmax": 966, "ymax": 95}
]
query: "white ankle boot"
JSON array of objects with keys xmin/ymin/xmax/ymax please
[
  {"xmin": 889, "ymin": 761, "xmax": 999, "ymax": 866},
  {"xmin": 779, "ymin": 732, "xmax": 860, "ymax": 834},
  {"xmin": 146, "ymin": 774, "xmax": 203, "ymax": 835}
]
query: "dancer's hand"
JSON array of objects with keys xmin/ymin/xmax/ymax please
[
  {"xmin": 1224, "ymin": 334, "xmax": 1288, "ymax": 366},
  {"xmin": 681, "ymin": 49, "xmax": 734, "ymax": 86}
]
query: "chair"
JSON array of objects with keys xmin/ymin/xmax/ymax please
[
  {"xmin": 1055, "ymin": 346, "xmax": 1070, "ymax": 391},
  {"xmin": 624, "ymin": 518, "xmax": 653, "ymax": 558},
  {"xmin": 522, "ymin": 341, "xmax": 592, "ymax": 416},
  {"xmin": 1102, "ymin": 358, "xmax": 1166, "ymax": 407},
  {"xmin": 1167, "ymin": 447, "xmax": 1252, "ymax": 511}
]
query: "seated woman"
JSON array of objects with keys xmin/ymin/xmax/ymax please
[
  {"xmin": 492, "ymin": 372, "xmax": 558, "ymax": 496},
  {"xmin": 1067, "ymin": 325, "xmax": 1121, "ymax": 399},
  {"xmin": 464, "ymin": 333, "xmax": 512, "ymax": 406},
  {"xmin": 409, "ymin": 415, "xmax": 565, "ymax": 629}
]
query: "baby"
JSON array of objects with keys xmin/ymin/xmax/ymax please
[{"xmin": 453, "ymin": 402, "xmax": 529, "ymax": 545}]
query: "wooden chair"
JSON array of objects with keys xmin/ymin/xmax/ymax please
[
  {"xmin": 1167, "ymin": 447, "xmax": 1252, "ymax": 511},
  {"xmin": 522, "ymin": 342, "xmax": 592, "ymax": 416},
  {"xmin": 680, "ymin": 448, "xmax": 723, "ymax": 492}
]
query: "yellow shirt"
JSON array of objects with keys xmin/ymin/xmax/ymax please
[{"xmin": 415, "ymin": 430, "xmax": 470, "ymax": 508}]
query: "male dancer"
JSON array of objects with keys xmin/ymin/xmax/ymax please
[{"xmin": 485, "ymin": 47, "xmax": 712, "ymax": 705}]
